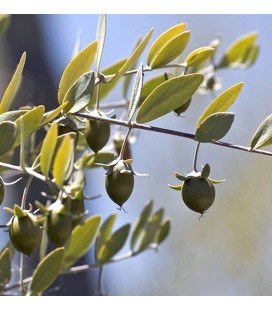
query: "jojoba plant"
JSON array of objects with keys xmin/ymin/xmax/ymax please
[{"xmin": 0, "ymin": 14, "xmax": 268, "ymax": 296}]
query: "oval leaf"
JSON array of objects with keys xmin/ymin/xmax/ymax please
[
  {"xmin": 0, "ymin": 121, "xmax": 17, "ymax": 157},
  {"xmin": 185, "ymin": 46, "xmax": 214, "ymax": 67},
  {"xmin": 250, "ymin": 113, "xmax": 272, "ymax": 150},
  {"xmin": 0, "ymin": 248, "xmax": 11, "ymax": 289},
  {"xmin": 150, "ymin": 31, "xmax": 190, "ymax": 69},
  {"xmin": 147, "ymin": 23, "xmax": 187, "ymax": 66},
  {"xmin": 196, "ymin": 82, "xmax": 243, "ymax": 128},
  {"xmin": 0, "ymin": 110, "xmax": 27, "ymax": 123},
  {"xmin": 96, "ymin": 14, "xmax": 106, "ymax": 72},
  {"xmin": 136, "ymin": 74, "xmax": 203, "ymax": 124},
  {"xmin": 62, "ymin": 215, "xmax": 101, "ymax": 270},
  {"xmin": 195, "ymin": 112, "xmax": 235, "ymax": 143},
  {"xmin": 155, "ymin": 219, "xmax": 170, "ymax": 245},
  {"xmin": 28, "ymin": 248, "xmax": 64, "ymax": 296},
  {"xmin": 0, "ymin": 52, "xmax": 26, "ymax": 114},
  {"xmin": 97, "ymin": 224, "xmax": 130, "ymax": 264},
  {"xmin": 58, "ymin": 40, "xmax": 97, "ymax": 104},
  {"xmin": 80, "ymin": 151, "xmax": 116, "ymax": 169},
  {"xmin": 40, "ymin": 122, "xmax": 58, "ymax": 177}
]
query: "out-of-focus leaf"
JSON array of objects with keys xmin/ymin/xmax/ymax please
[
  {"xmin": 95, "ymin": 213, "xmax": 117, "ymax": 259},
  {"xmin": 63, "ymin": 71, "xmax": 95, "ymax": 113},
  {"xmin": 14, "ymin": 105, "xmax": 45, "ymax": 147},
  {"xmin": 155, "ymin": 219, "xmax": 170, "ymax": 245},
  {"xmin": 195, "ymin": 112, "xmax": 235, "ymax": 143},
  {"xmin": 40, "ymin": 122, "xmax": 58, "ymax": 177},
  {"xmin": 53, "ymin": 135, "xmax": 74, "ymax": 186},
  {"xmin": 0, "ymin": 110, "xmax": 27, "ymax": 123},
  {"xmin": 147, "ymin": 23, "xmax": 187, "ymax": 66},
  {"xmin": 0, "ymin": 248, "xmax": 11, "ymax": 289},
  {"xmin": 150, "ymin": 31, "xmax": 190, "ymax": 69},
  {"xmin": 130, "ymin": 200, "xmax": 153, "ymax": 251},
  {"xmin": 40, "ymin": 102, "xmax": 69, "ymax": 127},
  {"xmin": 27, "ymin": 248, "xmax": 64, "ymax": 296},
  {"xmin": 62, "ymin": 215, "xmax": 101, "ymax": 270},
  {"xmin": 218, "ymin": 32, "xmax": 258, "ymax": 68},
  {"xmin": 244, "ymin": 45, "xmax": 259, "ymax": 67},
  {"xmin": 97, "ymin": 224, "xmax": 130, "ymax": 264},
  {"xmin": 79, "ymin": 151, "xmax": 116, "ymax": 169},
  {"xmin": 185, "ymin": 46, "xmax": 214, "ymax": 67},
  {"xmin": 136, "ymin": 208, "xmax": 164, "ymax": 253},
  {"xmin": 196, "ymin": 83, "xmax": 243, "ymax": 128},
  {"xmin": 128, "ymin": 64, "xmax": 143, "ymax": 122},
  {"xmin": 96, "ymin": 14, "xmax": 106, "ymax": 72},
  {"xmin": 0, "ymin": 14, "xmax": 10, "ymax": 35},
  {"xmin": 136, "ymin": 74, "xmax": 203, "ymax": 124},
  {"xmin": 250, "ymin": 114, "xmax": 272, "ymax": 150},
  {"xmin": 58, "ymin": 41, "xmax": 97, "ymax": 104},
  {"xmin": 0, "ymin": 121, "xmax": 17, "ymax": 157},
  {"xmin": 0, "ymin": 52, "xmax": 26, "ymax": 114}
]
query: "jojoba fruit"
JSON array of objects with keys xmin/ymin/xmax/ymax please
[
  {"xmin": 9, "ymin": 213, "xmax": 42, "ymax": 256},
  {"xmin": 182, "ymin": 176, "xmax": 215, "ymax": 215}
]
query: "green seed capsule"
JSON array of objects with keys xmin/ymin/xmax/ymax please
[
  {"xmin": 9, "ymin": 213, "xmax": 42, "ymax": 256},
  {"xmin": 182, "ymin": 176, "xmax": 215, "ymax": 215}
]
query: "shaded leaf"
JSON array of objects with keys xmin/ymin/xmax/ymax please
[
  {"xmin": 40, "ymin": 122, "xmax": 58, "ymax": 177},
  {"xmin": 0, "ymin": 121, "xmax": 18, "ymax": 157},
  {"xmin": 63, "ymin": 71, "xmax": 95, "ymax": 114},
  {"xmin": 218, "ymin": 32, "xmax": 258, "ymax": 68},
  {"xmin": 0, "ymin": 110, "xmax": 27, "ymax": 123},
  {"xmin": 136, "ymin": 74, "xmax": 203, "ymax": 124},
  {"xmin": 0, "ymin": 52, "xmax": 26, "ymax": 114},
  {"xmin": 155, "ymin": 219, "xmax": 170, "ymax": 245},
  {"xmin": 130, "ymin": 200, "xmax": 153, "ymax": 251},
  {"xmin": 95, "ymin": 213, "xmax": 117, "ymax": 259},
  {"xmin": 250, "ymin": 113, "xmax": 272, "ymax": 150},
  {"xmin": 28, "ymin": 248, "xmax": 64, "ymax": 296},
  {"xmin": 195, "ymin": 112, "xmax": 235, "ymax": 143},
  {"xmin": 96, "ymin": 14, "xmax": 106, "ymax": 72},
  {"xmin": 80, "ymin": 151, "xmax": 116, "ymax": 169},
  {"xmin": 196, "ymin": 83, "xmax": 243, "ymax": 128},
  {"xmin": 150, "ymin": 31, "xmax": 190, "ymax": 69},
  {"xmin": 62, "ymin": 215, "xmax": 101, "ymax": 270},
  {"xmin": 97, "ymin": 224, "xmax": 130, "ymax": 264},
  {"xmin": 58, "ymin": 41, "xmax": 97, "ymax": 104},
  {"xmin": 147, "ymin": 23, "xmax": 187, "ymax": 66},
  {"xmin": 185, "ymin": 46, "xmax": 214, "ymax": 67},
  {"xmin": 53, "ymin": 135, "xmax": 74, "ymax": 186},
  {"xmin": 128, "ymin": 64, "xmax": 143, "ymax": 122},
  {"xmin": 0, "ymin": 248, "xmax": 11, "ymax": 289},
  {"xmin": 40, "ymin": 102, "xmax": 69, "ymax": 127},
  {"xmin": 0, "ymin": 14, "xmax": 10, "ymax": 35}
]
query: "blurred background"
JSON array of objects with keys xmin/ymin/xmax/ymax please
[{"xmin": 1, "ymin": 14, "xmax": 272, "ymax": 296}]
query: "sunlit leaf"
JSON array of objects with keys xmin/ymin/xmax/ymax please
[
  {"xmin": 96, "ymin": 14, "xmax": 106, "ymax": 72},
  {"xmin": 128, "ymin": 64, "xmax": 143, "ymax": 122},
  {"xmin": 62, "ymin": 215, "xmax": 101, "ymax": 270},
  {"xmin": 250, "ymin": 113, "xmax": 272, "ymax": 150},
  {"xmin": 40, "ymin": 102, "xmax": 69, "ymax": 127},
  {"xmin": 136, "ymin": 74, "xmax": 203, "ymax": 124},
  {"xmin": 0, "ymin": 248, "xmax": 11, "ymax": 289},
  {"xmin": 196, "ymin": 83, "xmax": 243, "ymax": 128},
  {"xmin": 195, "ymin": 112, "xmax": 235, "ymax": 143},
  {"xmin": 58, "ymin": 41, "xmax": 97, "ymax": 104},
  {"xmin": 150, "ymin": 31, "xmax": 190, "ymax": 69},
  {"xmin": 185, "ymin": 46, "xmax": 214, "ymax": 67},
  {"xmin": 0, "ymin": 52, "xmax": 26, "ymax": 114},
  {"xmin": 147, "ymin": 23, "xmax": 187, "ymax": 66},
  {"xmin": 40, "ymin": 122, "xmax": 58, "ymax": 177},
  {"xmin": 0, "ymin": 121, "xmax": 17, "ymax": 157},
  {"xmin": 28, "ymin": 248, "xmax": 64, "ymax": 296}
]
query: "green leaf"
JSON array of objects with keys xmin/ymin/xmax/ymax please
[
  {"xmin": 136, "ymin": 74, "xmax": 203, "ymax": 124},
  {"xmin": 0, "ymin": 52, "xmax": 26, "ymax": 114},
  {"xmin": 95, "ymin": 213, "xmax": 117, "ymax": 260},
  {"xmin": 0, "ymin": 121, "xmax": 17, "ymax": 157},
  {"xmin": 250, "ymin": 114, "xmax": 272, "ymax": 150},
  {"xmin": 128, "ymin": 63, "xmax": 143, "ymax": 122},
  {"xmin": 147, "ymin": 23, "xmax": 187, "ymax": 66},
  {"xmin": 62, "ymin": 215, "xmax": 101, "ymax": 270},
  {"xmin": 155, "ymin": 219, "xmax": 170, "ymax": 245},
  {"xmin": 53, "ymin": 135, "xmax": 74, "ymax": 186},
  {"xmin": 40, "ymin": 102, "xmax": 69, "ymax": 127},
  {"xmin": 196, "ymin": 83, "xmax": 244, "ymax": 128},
  {"xmin": 14, "ymin": 105, "xmax": 45, "ymax": 148},
  {"xmin": 0, "ymin": 14, "xmax": 10, "ymax": 35},
  {"xmin": 96, "ymin": 14, "xmax": 106, "ymax": 73},
  {"xmin": 139, "ymin": 73, "xmax": 168, "ymax": 106},
  {"xmin": 0, "ymin": 110, "xmax": 27, "ymax": 123},
  {"xmin": 97, "ymin": 224, "xmax": 130, "ymax": 264},
  {"xmin": 80, "ymin": 151, "xmax": 116, "ymax": 169},
  {"xmin": 58, "ymin": 40, "xmax": 97, "ymax": 104},
  {"xmin": 218, "ymin": 32, "xmax": 258, "ymax": 68},
  {"xmin": 28, "ymin": 248, "xmax": 65, "ymax": 296},
  {"xmin": 63, "ymin": 71, "xmax": 95, "ymax": 114},
  {"xmin": 185, "ymin": 46, "xmax": 214, "ymax": 67},
  {"xmin": 0, "ymin": 248, "xmax": 11, "ymax": 289},
  {"xmin": 40, "ymin": 122, "xmax": 58, "ymax": 177},
  {"xmin": 130, "ymin": 200, "xmax": 153, "ymax": 251},
  {"xmin": 244, "ymin": 45, "xmax": 259, "ymax": 67},
  {"xmin": 136, "ymin": 208, "xmax": 164, "ymax": 253},
  {"xmin": 195, "ymin": 112, "xmax": 235, "ymax": 143},
  {"xmin": 112, "ymin": 28, "xmax": 154, "ymax": 80},
  {"xmin": 150, "ymin": 31, "xmax": 190, "ymax": 69}
]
